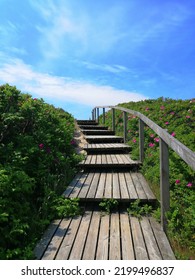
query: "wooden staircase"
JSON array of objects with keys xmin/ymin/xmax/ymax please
[{"xmin": 34, "ymin": 120, "xmax": 176, "ymax": 260}]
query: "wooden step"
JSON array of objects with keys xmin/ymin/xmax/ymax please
[
  {"xmin": 84, "ymin": 143, "xmax": 132, "ymax": 154},
  {"xmin": 77, "ymin": 120, "xmax": 98, "ymax": 125},
  {"xmin": 85, "ymin": 135, "xmax": 124, "ymax": 143},
  {"xmin": 63, "ymin": 171, "xmax": 156, "ymax": 203},
  {"xmin": 81, "ymin": 129, "xmax": 115, "ymax": 135},
  {"xmin": 79, "ymin": 125, "xmax": 108, "ymax": 130},
  {"xmin": 78, "ymin": 154, "xmax": 140, "ymax": 170},
  {"xmin": 35, "ymin": 207, "xmax": 175, "ymax": 260}
]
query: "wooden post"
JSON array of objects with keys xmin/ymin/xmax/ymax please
[
  {"xmin": 123, "ymin": 111, "xmax": 127, "ymax": 143},
  {"xmin": 160, "ymin": 138, "xmax": 170, "ymax": 231},
  {"xmin": 139, "ymin": 119, "xmax": 144, "ymax": 163},
  {"xmin": 112, "ymin": 108, "xmax": 115, "ymax": 132},
  {"xmin": 103, "ymin": 108, "xmax": 105, "ymax": 124},
  {"xmin": 97, "ymin": 107, "xmax": 99, "ymax": 124},
  {"xmin": 94, "ymin": 108, "xmax": 96, "ymax": 122}
]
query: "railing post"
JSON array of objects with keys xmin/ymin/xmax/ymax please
[
  {"xmin": 97, "ymin": 107, "xmax": 99, "ymax": 123},
  {"xmin": 123, "ymin": 111, "xmax": 127, "ymax": 143},
  {"xmin": 160, "ymin": 138, "xmax": 170, "ymax": 232},
  {"xmin": 112, "ymin": 108, "xmax": 115, "ymax": 132},
  {"xmin": 139, "ymin": 119, "xmax": 144, "ymax": 163},
  {"xmin": 92, "ymin": 109, "xmax": 94, "ymax": 120},
  {"xmin": 94, "ymin": 108, "xmax": 96, "ymax": 122},
  {"xmin": 103, "ymin": 108, "xmax": 105, "ymax": 124}
]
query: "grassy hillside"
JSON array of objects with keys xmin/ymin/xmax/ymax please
[
  {"xmin": 0, "ymin": 84, "xmax": 82, "ymax": 259},
  {"xmin": 100, "ymin": 97, "xmax": 195, "ymax": 259}
]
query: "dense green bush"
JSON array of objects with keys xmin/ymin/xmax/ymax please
[
  {"xmin": 0, "ymin": 84, "xmax": 82, "ymax": 259},
  {"xmin": 100, "ymin": 97, "xmax": 195, "ymax": 259}
]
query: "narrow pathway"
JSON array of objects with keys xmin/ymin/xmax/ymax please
[{"xmin": 34, "ymin": 120, "xmax": 175, "ymax": 260}]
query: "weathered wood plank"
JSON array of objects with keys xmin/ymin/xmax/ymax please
[
  {"xmin": 78, "ymin": 172, "xmax": 94, "ymax": 198},
  {"xmin": 136, "ymin": 173, "xmax": 156, "ymax": 200},
  {"xmin": 120, "ymin": 212, "xmax": 135, "ymax": 259},
  {"xmin": 124, "ymin": 172, "xmax": 138, "ymax": 199},
  {"xmin": 140, "ymin": 217, "xmax": 162, "ymax": 260},
  {"xmin": 104, "ymin": 173, "xmax": 112, "ymax": 198},
  {"xmin": 130, "ymin": 216, "xmax": 149, "ymax": 260},
  {"xmin": 87, "ymin": 172, "xmax": 101, "ymax": 199},
  {"xmin": 109, "ymin": 212, "xmax": 121, "ymax": 260},
  {"xmin": 96, "ymin": 172, "xmax": 106, "ymax": 199},
  {"xmin": 149, "ymin": 217, "xmax": 176, "ymax": 260},
  {"xmin": 42, "ymin": 218, "xmax": 71, "ymax": 260},
  {"xmin": 112, "ymin": 172, "xmax": 120, "ymax": 199},
  {"xmin": 131, "ymin": 173, "xmax": 147, "ymax": 200},
  {"xmin": 106, "ymin": 154, "xmax": 112, "ymax": 164},
  {"xmin": 68, "ymin": 211, "xmax": 92, "ymax": 260},
  {"xmin": 96, "ymin": 214, "xmax": 109, "ymax": 260},
  {"xmin": 67, "ymin": 172, "xmax": 88, "ymax": 198},
  {"xmin": 119, "ymin": 172, "xmax": 129, "ymax": 199},
  {"xmin": 34, "ymin": 220, "xmax": 61, "ymax": 259},
  {"xmin": 63, "ymin": 172, "xmax": 84, "ymax": 197},
  {"xmin": 55, "ymin": 216, "xmax": 82, "ymax": 260},
  {"xmin": 82, "ymin": 210, "xmax": 101, "ymax": 260}
]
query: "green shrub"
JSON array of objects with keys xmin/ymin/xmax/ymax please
[
  {"xmin": 100, "ymin": 97, "xmax": 195, "ymax": 258},
  {"xmin": 0, "ymin": 84, "xmax": 82, "ymax": 259}
]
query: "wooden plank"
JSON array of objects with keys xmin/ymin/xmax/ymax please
[
  {"xmin": 149, "ymin": 217, "xmax": 176, "ymax": 260},
  {"xmin": 82, "ymin": 211, "xmax": 101, "ymax": 259},
  {"xmin": 106, "ymin": 154, "xmax": 112, "ymax": 164},
  {"xmin": 116, "ymin": 154, "xmax": 124, "ymax": 164},
  {"xmin": 109, "ymin": 212, "xmax": 121, "ymax": 260},
  {"xmin": 112, "ymin": 172, "xmax": 120, "ymax": 199},
  {"xmin": 110, "ymin": 154, "xmax": 118, "ymax": 164},
  {"xmin": 68, "ymin": 211, "xmax": 92, "ymax": 260},
  {"xmin": 85, "ymin": 155, "xmax": 92, "ymax": 164},
  {"xmin": 140, "ymin": 217, "xmax": 162, "ymax": 260},
  {"xmin": 119, "ymin": 172, "xmax": 129, "ymax": 199},
  {"xmin": 136, "ymin": 173, "xmax": 156, "ymax": 200},
  {"xmin": 42, "ymin": 218, "xmax": 71, "ymax": 260},
  {"xmin": 131, "ymin": 173, "xmax": 147, "ymax": 200},
  {"xmin": 34, "ymin": 220, "xmax": 61, "ymax": 259},
  {"xmin": 130, "ymin": 216, "xmax": 148, "ymax": 260},
  {"xmin": 87, "ymin": 172, "xmax": 101, "ymax": 199},
  {"xmin": 63, "ymin": 172, "xmax": 84, "ymax": 197},
  {"xmin": 91, "ymin": 155, "xmax": 96, "ymax": 165},
  {"xmin": 124, "ymin": 172, "xmax": 138, "ymax": 200},
  {"xmin": 104, "ymin": 173, "xmax": 112, "ymax": 198},
  {"xmin": 119, "ymin": 154, "xmax": 130, "ymax": 164},
  {"xmin": 68, "ymin": 172, "xmax": 88, "ymax": 198},
  {"xmin": 101, "ymin": 154, "xmax": 107, "ymax": 164},
  {"xmin": 96, "ymin": 214, "xmax": 110, "ymax": 260},
  {"xmin": 55, "ymin": 216, "xmax": 82, "ymax": 260},
  {"xmin": 78, "ymin": 173, "xmax": 94, "ymax": 198},
  {"xmin": 96, "ymin": 154, "xmax": 102, "ymax": 164},
  {"xmin": 96, "ymin": 172, "xmax": 106, "ymax": 199},
  {"xmin": 120, "ymin": 212, "xmax": 135, "ymax": 260}
]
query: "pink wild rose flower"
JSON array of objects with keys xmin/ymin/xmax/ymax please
[
  {"xmin": 175, "ymin": 179, "xmax": 180, "ymax": 184},
  {"xmin": 149, "ymin": 143, "xmax": 155, "ymax": 147},
  {"xmin": 39, "ymin": 143, "xmax": 44, "ymax": 149}
]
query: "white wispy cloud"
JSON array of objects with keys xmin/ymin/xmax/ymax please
[
  {"xmin": 29, "ymin": 0, "xmax": 130, "ymax": 59},
  {"xmin": 82, "ymin": 61, "xmax": 130, "ymax": 74},
  {"xmin": 0, "ymin": 58, "xmax": 147, "ymax": 106}
]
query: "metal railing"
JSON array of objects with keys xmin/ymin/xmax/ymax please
[{"xmin": 92, "ymin": 106, "xmax": 195, "ymax": 231}]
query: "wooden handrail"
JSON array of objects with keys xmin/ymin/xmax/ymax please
[{"xmin": 92, "ymin": 105, "xmax": 195, "ymax": 231}]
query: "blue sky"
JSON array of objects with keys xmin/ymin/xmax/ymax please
[{"xmin": 0, "ymin": 0, "xmax": 195, "ymax": 119}]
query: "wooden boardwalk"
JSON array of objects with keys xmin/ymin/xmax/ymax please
[{"xmin": 35, "ymin": 119, "xmax": 175, "ymax": 260}]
